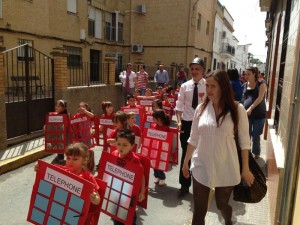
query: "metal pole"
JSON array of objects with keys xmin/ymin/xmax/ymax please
[{"xmin": 24, "ymin": 44, "xmax": 31, "ymax": 134}]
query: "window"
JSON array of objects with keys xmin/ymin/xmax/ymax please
[
  {"xmin": 88, "ymin": 19, "xmax": 95, "ymax": 37},
  {"xmin": 0, "ymin": 0, "xmax": 2, "ymax": 18},
  {"xmin": 118, "ymin": 22, "xmax": 123, "ymax": 41},
  {"xmin": 88, "ymin": 6, "xmax": 102, "ymax": 39},
  {"xmin": 197, "ymin": 13, "xmax": 201, "ymax": 31},
  {"xmin": 63, "ymin": 45, "xmax": 82, "ymax": 68},
  {"xmin": 213, "ymin": 58, "xmax": 217, "ymax": 70},
  {"xmin": 206, "ymin": 21, "xmax": 210, "ymax": 35},
  {"xmin": 222, "ymin": 31, "xmax": 226, "ymax": 38},
  {"xmin": 67, "ymin": 0, "xmax": 77, "ymax": 14},
  {"xmin": 17, "ymin": 39, "xmax": 34, "ymax": 61},
  {"xmin": 118, "ymin": 14, "xmax": 124, "ymax": 42},
  {"xmin": 105, "ymin": 12, "xmax": 113, "ymax": 41}
]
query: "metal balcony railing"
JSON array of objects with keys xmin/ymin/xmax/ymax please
[{"xmin": 220, "ymin": 43, "xmax": 235, "ymax": 56}]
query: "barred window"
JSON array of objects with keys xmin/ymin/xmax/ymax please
[
  {"xmin": 17, "ymin": 39, "xmax": 34, "ymax": 61},
  {"xmin": 63, "ymin": 45, "xmax": 82, "ymax": 68}
]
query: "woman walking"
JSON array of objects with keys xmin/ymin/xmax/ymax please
[
  {"xmin": 182, "ymin": 70, "xmax": 254, "ymax": 225},
  {"xmin": 243, "ymin": 67, "xmax": 267, "ymax": 159}
]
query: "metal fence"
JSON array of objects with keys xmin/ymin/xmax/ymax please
[
  {"xmin": 69, "ymin": 62, "xmax": 108, "ymax": 87},
  {"xmin": 3, "ymin": 44, "xmax": 54, "ymax": 103},
  {"xmin": 2, "ymin": 44, "xmax": 54, "ymax": 139}
]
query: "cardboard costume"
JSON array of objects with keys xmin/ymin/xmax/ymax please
[
  {"xmin": 27, "ymin": 160, "xmax": 106, "ymax": 225},
  {"xmin": 44, "ymin": 114, "xmax": 70, "ymax": 154}
]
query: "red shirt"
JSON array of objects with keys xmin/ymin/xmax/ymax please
[
  {"xmin": 100, "ymin": 113, "xmax": 115, "ymax": 120},
  {"xmin": 111, "ymin": 150, "xmax": 142, "ymax": 166},
  {"xmin": 130, "ymin": 124, "xmax": 141, "ymax": 153},
  {"xmin": 151, "ymin": 123, "xmax": 170, "ymax": 132},
  {"xmin": 107, "ymin": 128, "xmax": 121, "ymax": 152},
  {"xmin": 99, "ymin": 113, "xmax": 114, "ymax": 129},
  {"xmin": 130, "ymin": 124, "xmax": 141, "ymax": 137},
  {"xmin": 73, "ymin": 112, "xmax": 95, "ymax": 121},
  {"xmin": 162, "ymin": 101, "xmax": 174, "ymax": 109}
]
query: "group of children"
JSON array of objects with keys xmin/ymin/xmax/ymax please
[{"xmin": 35, "ymin": 83, "xmax": 180, "ymax": 225}]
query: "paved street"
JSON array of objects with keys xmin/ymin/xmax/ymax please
[
  {"xmin": 0, "ymin": 146, "xmax": 194, "ymax": 225},
  {"xmin": 0, "ymin": 138, "xmax": 270, "ymax": 225}
]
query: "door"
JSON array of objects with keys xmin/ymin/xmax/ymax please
[{"xmin": 90, "ymin": 50, "xmax": 101, "ymax": 83}]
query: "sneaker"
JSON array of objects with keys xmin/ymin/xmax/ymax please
[
  {"xmin": 158, "ymin": 180, "xmax": 166, "ymax": 186},
  {"xmin": 154, "ymin": 178, "xmax": 160, "ymax": 184}
]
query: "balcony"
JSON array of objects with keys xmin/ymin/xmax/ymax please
[{"xmin": 220, "ymin": 43, "xmax": 235, "ymax": 58}]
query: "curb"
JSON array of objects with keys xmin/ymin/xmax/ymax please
[{"xmin": 0, "ymin": 147, "xmax": 50, "ymax": 175}]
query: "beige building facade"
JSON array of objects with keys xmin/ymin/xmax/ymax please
[
  {"xmin": 0, "ymin": 0, "xmax": 216, "ymax": 80},
  {"xmin": 0, "ymin": 0, "xmax": 217, "ymax": 145}
]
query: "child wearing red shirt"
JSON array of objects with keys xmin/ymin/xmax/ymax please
[
  {"xmin": 151, "ymin": 109, "xmax": 170, "ymax": 186},
  {"xmin": 48, "ymin": 99, "xmax": 69, "ymax": 165},
  {"xmin": 34, "ymin": 143, "xmax": 101, "ymax": 225},
  {"xmin": 111, "ymin": 130, "xmax": 145, "ymax": 225},
  {"xmin": 73, "ymin": 101, "xmax": 95, "ymax": 119},
  {"xmin": 162, "ymin": 93, "xmax": 174, "ymax": 117},
  {"xmin": 155, "ymin": 86, "xmax": 164, "ymax": 100},
  {"xmin": 99, "ymin": 101, "xmax": 115, "ymax": 131},
  {"xmin": 126, "ymin": 112, "xmax": 142, "ymax": 153},
  {"xmin": 107, "ymin": 111, "xmax": 128, "ymax": 152}
]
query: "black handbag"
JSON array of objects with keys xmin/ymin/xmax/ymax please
[{"xmin": 233, "ymin": 133, "xmax": 267, "ymax": 203}]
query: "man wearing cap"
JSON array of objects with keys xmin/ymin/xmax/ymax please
[{"xmin": 175, "ymin": 57, "xmax": 206, "ymax": 195}]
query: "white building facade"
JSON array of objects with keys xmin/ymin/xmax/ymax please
[
  {"xmin": 212, "ymin": 1, "xmax": 250, "ymax": 74},
  {"xmin": 212, "ymin": 1, "xmax": 236, "ymax": 71},
  {"xmin": 235, "ymin": 44, "xmax": 251, "ymax": 74}
]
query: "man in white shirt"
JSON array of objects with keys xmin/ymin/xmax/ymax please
[
  {"xmin": 175, "ymin": 57, "xmax": 206, "ymax": 194},
  {"xmin": 119, "ymin": 63, "xmax": 137, "ymax": 104}
]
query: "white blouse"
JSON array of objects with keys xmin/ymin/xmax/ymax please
[{"xmin": 188, "ymin": 101, "xmax": 251, "ymax": 188}]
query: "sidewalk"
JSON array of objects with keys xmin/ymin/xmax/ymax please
[
  {"xmin": 0, "ymin": 137, "xmax": 48, "ymax": 175},
  {"xmin": 205, "ymin": 138, "xmax": 270, "ymax": 225}
]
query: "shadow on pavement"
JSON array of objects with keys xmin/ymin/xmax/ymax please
[{"xmin": 148, "ymin": 184, "xmax": 193, "ymax": 209}]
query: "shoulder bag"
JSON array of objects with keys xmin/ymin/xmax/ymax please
[{"xmin": 233, "ymin": 132, "xmax": 267, "ymax": 203}]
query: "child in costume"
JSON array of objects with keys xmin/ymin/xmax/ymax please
[
  {"xmin": 126, "ymin": 111, "xmax": 142, "ymax": 153},
  {"xmin": 151, "ymin": 109, "xmax": 170, "ymax": 186},
  {"xmin": 107, "ymin": 111, "xmax": 128, "ymax": 152},
  {"xmin": 34, "ymin": 143, "xmax": 101, "ymax": 225},
  {"xmin": 111, "ymin": 130, "xmax": 145, "ymax": 225}
]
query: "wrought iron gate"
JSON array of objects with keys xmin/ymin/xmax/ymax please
[{"xmin": 3, "ymin": 44, "xmax": 54, "ymax": 139}]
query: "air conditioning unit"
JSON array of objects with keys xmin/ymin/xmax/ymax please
[
  {"xmin": 137, "ymin": 4, "xmax": 147, "ymax": 14},
  {"xmin": 132, "ymin": 44, "xmax": 143, "ymax": 53}
]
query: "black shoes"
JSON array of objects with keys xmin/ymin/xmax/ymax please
[{"xmin": 178, "ymin": 186, "xmax": 189, "ymax": 196}]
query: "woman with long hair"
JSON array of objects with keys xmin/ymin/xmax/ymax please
[
  {"xmin": 243, "ymin": 67, "xmax": 267, "ymax": 159},
  {"xmin": 182, "ymin": 70, "xmax": 254, "ymax": 225}
]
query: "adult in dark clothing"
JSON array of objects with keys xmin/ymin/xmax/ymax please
[
  {"xmin": 243, "ymin": 67, "xmax": 267, "ymax": 159},
  {"xmin": 175, "ymin": 57, "xmax": 206, "ymax": 194},
  {"xmin": 227, "ymin": 69, "xmax": 243, "ymax": 102}
]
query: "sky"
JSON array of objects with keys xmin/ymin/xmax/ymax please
[{"xmin": 218, "ymin": 0, "xmax": 268, "ymax": 62}]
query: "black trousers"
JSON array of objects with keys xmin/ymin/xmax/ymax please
[{"xmin": 179, "ymin": 120, "xmax": 192, "ymax": 189}]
